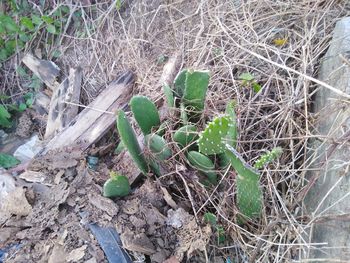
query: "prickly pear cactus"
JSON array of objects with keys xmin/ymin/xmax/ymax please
[
  {"xmin": 116, "ymin": 110, "xmax": 149, "ymax": 175},
  {"xmin": 198, "ymin": 116, "xmax": 230, "ymax": 155},
  {"xmin": 174, "ymin": 69, "xmax": 187, "ymax": 98},
  {"xmin": 162, "ymin": 84, "xmax": 174, "ymax": 108},
  {"xmin": 187, "ymin": 151, "xmax": 215, "ymax": 170},
  {"xmin": 183, "ymin": 70, "xmax": 210, "ymax": 112},
  {"xmin": 130, "ymin": 95, "xmax": 160, "ymax": 135},
  {"xmin": 187, "ymin": 151, "xmax": 218, "ymax": 185},
  {"xmin": 225, "ymin": 144, "xmax": 262, "ymax": 222},
  {"xmin": 144, "ymin": 133, "xmax": 172, "ymax": 161},
  {"xmin": 254, "ymin": 147, "xmax": 283, "ymax": 169},
  {"xmin": 173, "ymin": 125, "xmax": 198, "ymax": 148},
  {"xmin": 219, "ymin": 101, "xmax": 238, "ymax": 168},
  {"xmin": 103, "ymin": 172, "xmax": 131, "ymax": 198}
]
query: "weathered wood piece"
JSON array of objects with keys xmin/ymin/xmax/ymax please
[
  {"xmin": 45, "ymin": 67, "xmax": 83, "ymax": 139},
  {"xmin": 22, "ymin": 53, "xmax": 60, "ymax": 91},
  {"xmin": 41, "ymin": 71, "xmax": 134, "ymax": 154},
  {"xmin": 304, "ymin": 17, "xmax": 350, "ymax": 261}
]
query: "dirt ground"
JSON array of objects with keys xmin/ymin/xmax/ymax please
[{"xmin": 1, "ymin": 0, "xmax": 350, "ymax": 262}]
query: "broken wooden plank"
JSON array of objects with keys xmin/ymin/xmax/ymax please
[
  {"xmin": 45, "ymin": 67, "xmax": 83, "ymax": 139},
  {"xmin": 22, "ymin": 53, "xmax": 60, "ymax": 91},
  {"xmin": 40, "ymin": 71, "xmax": 134, "ymax": 154}
]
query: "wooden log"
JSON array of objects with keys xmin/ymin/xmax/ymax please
[
  {"xmin": 45, "ymin": 67, "xmax": 83, "ymax": 138},
  {"xmin": 40, "ymin": 71, "xmax": 134, "ymax": 154},
  {"xmin": 22, "ymin": 53, "xmax": 60, "ymax": 91}
]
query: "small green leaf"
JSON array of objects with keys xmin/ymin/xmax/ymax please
[
  {"xmin": 20, "ymin": 17, "xmax": 34, "ymax": 30},
  {"xmin": 204, "ymin": 212, "xmax": 217, "ymax": 226},
  {"xmin": 17, "ymin": 66, "xmax": 28, "ymax": 77},
  {"xmin": 116, "ymin": 0, "xmax": 122, "ymax": 11},
  {"xmin": 18, "ymin": 103, "xmax": 27, "ymax": 112},
  {"xmin": 19, "ymin": 32, "xmax": 30, "ymax": 42},
  {"xmin": 0, "ymin": 153, "xmax": 20, "ymax": 169},
  {"xmin": 5, "ymin": 40, "xmax": 16, "ymax": 53},
  {"xmin": 2, "ymin": 16, "xmax": 20, "ymax": 32},
  {"xmin": 239, "ymin": 73, "xmax": 254, "ymax": 81},
  {"xmin": 0, "ymin": 49, "xmax": 9, "ymax": 61},
  {"xmin": 41, "ymin": 15, "xmax": 54, "ymax": 24},
  {"xmin": 29, "ymin": 75, "xmax": 42, "ymax": 90},
  {"xmin": 60, "ymin": 6, "xmax": 70, "ymax": 14},
  {"xmin": 31, "ymin": 15, "xmax": 42, "ymax": 25},
  {"xmin": 0, "ymin": 105, "xmax": 12, "ymax": 128},
  {"xmin": 252, "ymin": 82, "xmax": 262, "ymax": 92},
  {"xmin": 46, "ymin": 24, "xmax": 56, "ymax": 34}
]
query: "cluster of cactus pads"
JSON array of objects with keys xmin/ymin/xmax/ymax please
[{"xmin": 114, "ymin": 69, "xmax": 282, "ymax": 224}]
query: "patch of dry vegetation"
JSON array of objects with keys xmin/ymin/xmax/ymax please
[{"xmin": 2, "ymin": 0, "xmax": 350, "ymax": 262}]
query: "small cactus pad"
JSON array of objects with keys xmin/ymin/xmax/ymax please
[
  {"xmin": 103, "ymin": 173, "xmax": 131, "ymax": 198},
  {"xmin": 173, "ymin": 125, "xmax": 198, "ymax": 148},
  {"xmin": 116, "ymin": 110, "xmax": 149, "ymax": 174},
  {"xmin": 254, "ymin": 147, "xmax": 283, "ymax": 169},
  {"xmin": 225, "ymin": 144, "xmax": 262, "ymax": 222},
  {"xmin": 183, "ymin": 70, "xmax": 210, "ymax": 112},
  {"xmin": 145, "ymin": 133, "xmax": 172, "ymax": 161},
  {"xmin": 187, "ymin": 151, "xmax": 215, "ymax": 171},
  {"xmin": 198, "ymin": 116, "xmax": 230, "ymax": 155},
  {"xmin": 130, "ymin": 95, "xmax": 160, "ymax": 135},
  {"xmin": 225, "ymin": 101, "xmax": 238, "ymax": 147},
  {"xmin": 174, "ymin": 69, "xmax": 187, "ymax": 98}
]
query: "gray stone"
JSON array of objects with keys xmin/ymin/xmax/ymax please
[{"xmin": 304, "ymin": 17, "xmax": 350, "ymax": 260}]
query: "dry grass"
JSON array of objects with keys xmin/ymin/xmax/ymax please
[{"xmin": 2, "ymin": 0, "xmax": 350, "ymax": 262}]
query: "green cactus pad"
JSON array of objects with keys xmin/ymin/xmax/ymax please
[
  {"xmin": 103, "ymin": 173, "xmax": 131, "ymax": 198},
  {"xmin": 130, "ymin": 95, "xmax": 160, "ymax": 135},
  {"xmin": 173, "ymin": 125, "xmax": 198, "ymax": 148},
  {"xmin": 162, "ymin": 84, "xmax": 174, "ymax": 108},
  {"xmin": 198, "ymin": 116, "xmax": 230, "ymax": 155},
  {"xmin": 145, "ymin": 133, "xmax": 172, "ymax": 160},
  {"xmin": 225, "ymin": 101, "xmax": 238, "ymax": 148},
  {"xmin": 187, "ymin": 151, "xmax": 215, "ymax": 171},
  {"xmin": 183, "ymin": 70, "xmax": 210, "ymax": 112},
  {"xmin": 225, "ymin": 144, "xmax": 262, "ymax": 222},
  {"xmin": 117, "ymin": 110, "xmax": 149, "ymax": 174},
  {"xmin": 254, "ymin": 147, "xmax": 283, "ymax": 169},
  {"xmin": 174, "ymin": 69, "xmax": 187, "ymax": 98}
]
